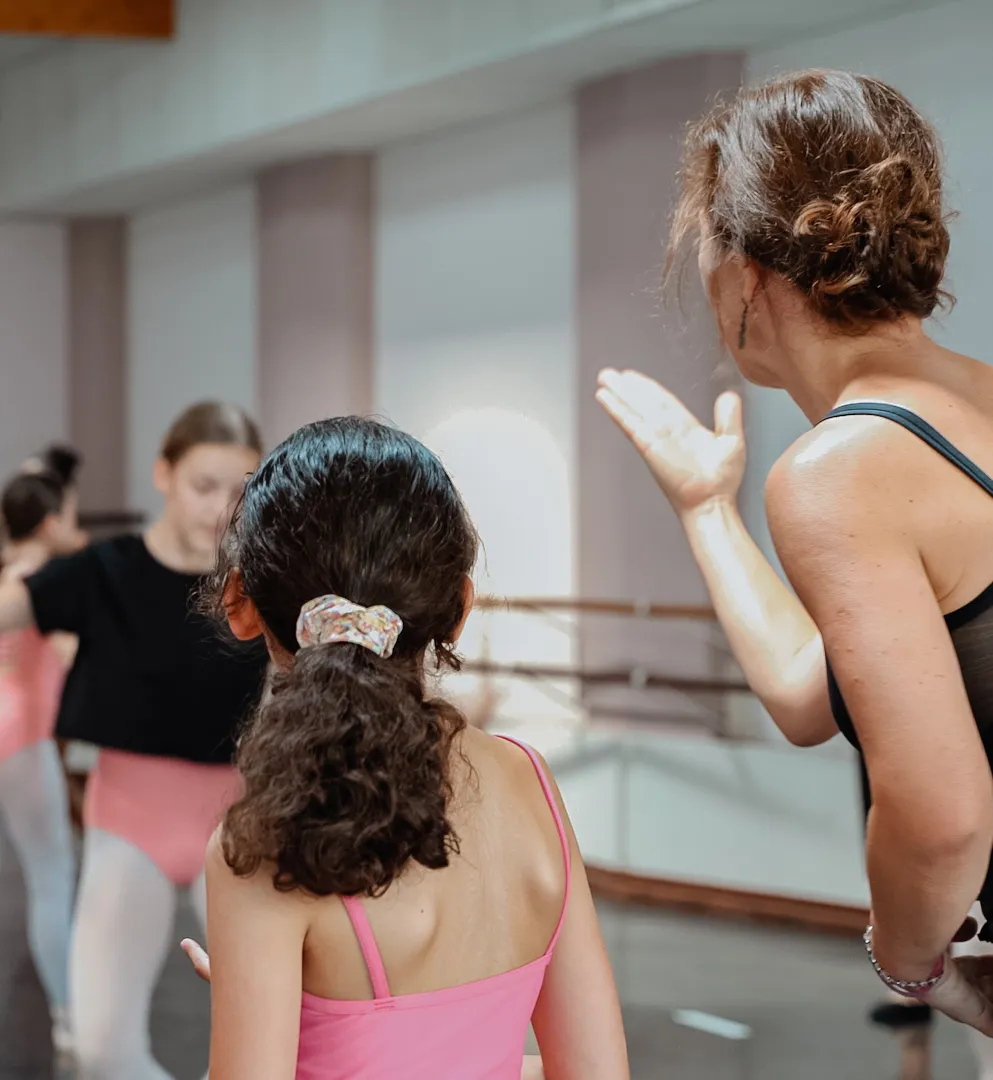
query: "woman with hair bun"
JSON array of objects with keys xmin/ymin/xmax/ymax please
[
  {"xmin": 599, "ymin": 70, "xmax": 993, "ymax": 1075},
  {"xmin": 187, "ymin": 416, "xmax": 628, "ymax": 1080}
]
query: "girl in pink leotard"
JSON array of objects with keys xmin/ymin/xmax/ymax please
[
  {"xmin": 0, "ymin": 469, "xmax": 81, "ymax": 1056},
  {"xmin": 0, "ymin": 403, "xmax": 269, "ymax": 1080},
  {"xmin": 191, "ymin": 417, "xmax": 629, "ymax": 1080}
]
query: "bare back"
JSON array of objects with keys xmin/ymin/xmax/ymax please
[{"xmin": 300, "ymin": 727, "xmax": 567, "ymax": 1000}]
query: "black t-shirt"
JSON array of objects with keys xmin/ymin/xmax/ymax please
[{"xmin": 26, "ymin": 535, "xmax": 268, "ymax": 764}]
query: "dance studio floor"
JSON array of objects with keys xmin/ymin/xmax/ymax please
[{"xmin": 0, "ymin": 823, "xmax": 976, "ymax": 1079}]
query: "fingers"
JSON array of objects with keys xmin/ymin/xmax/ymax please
[
  {"xmin": 597, "ymin": 368, "xmax": 667, "ymax": 410},
  {"xmin": 954, "ymin": 916, "xmax": 981, "ymax": 943},
  {"xmin": 598, "ymin": 368, "xmax": 703, "ymax": 431},
  {"xmin": 521, "ymin": 1057, "xmax": 545, "ymax": 1080},
  {"xmin": 971, "ymin": 992, "xmax": 993, "ymax": 1037},
  {"xmin": 929, "ymin": 961, "xmax": 993, "ymax": 1037},
  {"xmin": 595, "ymin": 386, "xmax": 651, "ymax": 452},
  {"xmin": 180, "ymin": 938, "xmax": 212, "ymax": 983},
  {"xmin": 714, "ymin": 391, "xmax": 743, "ymax": 440},
  {"xmin": 957, "ymin": 956, "xmax": 993, "ymax": 981}
]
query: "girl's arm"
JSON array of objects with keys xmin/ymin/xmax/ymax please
[
  {"xmin": 0, "ymin": 579, "xmax": 35, "ymax": 635},
  {"xmin": 205, "ymin": 831, "xmax": 308, "ymax": 1080},
  {"xmin": 530, "ymin": 762, "xmax": 629, "ymax": 1080}
]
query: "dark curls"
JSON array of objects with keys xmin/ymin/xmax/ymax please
[
  {"xmin": 670, "ymin": 69, "xmax": 953, "ymax": 328},
  {"xmin": 210, "ymin": 417, "xmax": 478, "ymax": 897}
]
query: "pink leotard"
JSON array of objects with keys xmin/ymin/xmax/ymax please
[
  {"xmin": 84, "ymin": 750, "xmax": 241, "ymax": 886},
  {"xmin": 0, "ymin": 628, "xmax": 64, "ymax": 763},
  {"xmin": 295, "ymin": 736, "xmax": 571, "ymax": 1080}
]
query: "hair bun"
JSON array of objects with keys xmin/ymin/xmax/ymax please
[
  {"xmin": 669, "ymin": 70, "xmax": 955, "ymax": 330},
  {"xmin": 791, "ymin": 154, "xmax": 951, "ymax": 325}
]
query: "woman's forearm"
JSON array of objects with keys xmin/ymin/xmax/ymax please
[
  {"xmin": 680, "ymin": 498, "xmax": 827, "ymax": 735},
  {"xmin": 867, "ymin": 803, "xmax": 991, "ymax": 979}
]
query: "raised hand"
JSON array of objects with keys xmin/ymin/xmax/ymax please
[{"xmin": 596, "ymin": 369, "xmax": 746, "ymax": 516}]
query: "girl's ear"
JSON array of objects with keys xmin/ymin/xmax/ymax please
[
  {"xmin": 223, "ymin": 569, "xmax": 265, "ymax": 641},
  {"xmin": 450, "ymin": 576, "xmax": 475, "ymax": 645}
]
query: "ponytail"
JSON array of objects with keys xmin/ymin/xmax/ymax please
[{"xmin": 222, "ymin": 641, "xmax": 464, "ymax": 896}]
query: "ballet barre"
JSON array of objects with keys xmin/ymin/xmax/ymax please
[
  {"xmin": 461, "ymin": 660, "xmax": 748, "ymax": 695},
  {"xmin": 474, "ymin": 596, "xmax": 717, "ymax": 620}
]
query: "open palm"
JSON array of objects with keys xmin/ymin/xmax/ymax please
[{"xmin": 596, "ymin": 368, "xmax": 746, "ymax": 514}]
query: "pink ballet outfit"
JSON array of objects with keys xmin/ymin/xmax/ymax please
[
  {"xmin": 24, "ymin": 535, "xmax": 268, "ymax": 884},
  {"xmin": 0, "ymin": 628, "xmax": 64, "ymax": 762},
  {"xmin": 295, "ymin": 736, "xmax": 571, "ymax": 1080},
  {"xmin": 84, "ymin": 750, "xmax": 241, "ymax": 886}
]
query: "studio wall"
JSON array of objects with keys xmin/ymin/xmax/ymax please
[
  {"xmin": 0, "ymin": 223, "xmax": 68, "ymax": 482},
  {"xmin": 375, "ymin": 101, "xmax": 579, "ymax": 726},
  {"xmin": 127, "ymin": 183, "xmax": 258, "ymax": 519}
]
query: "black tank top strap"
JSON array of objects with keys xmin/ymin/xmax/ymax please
[{"xmin": 821, "ymin": 401, "xmax": 993, "ymax": 500}]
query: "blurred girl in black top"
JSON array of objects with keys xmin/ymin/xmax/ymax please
[{"xmin": 0, "ymin": 402, "xmax": 268, "ymax": 1080}]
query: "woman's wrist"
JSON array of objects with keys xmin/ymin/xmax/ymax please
[
  {"xmin": 868, "ymin": 922, "xmax": 947, "ymax": 986},
  {"xmin": 678, "ymin": 494, "xmax": 739, "ymax": 534}
]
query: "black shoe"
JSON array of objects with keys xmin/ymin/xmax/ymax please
[{"xmin": 868, "ymin": 1001, "xmax": 933, "ymax": 1029}]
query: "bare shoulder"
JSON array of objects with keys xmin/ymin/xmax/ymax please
[
  {"xmin": 205, "ymin": 824, "xmax": 228, "ymax": 873},
  {"xmin": 205, "ymin": 826, "xmax": 311, "ymax": 919},
  {"xmin": 204, "ymin": 826, "xmax": 250, "ymax": 897},
  {"xmin": 765, "ymin": 413, "xmax": 918, "ymax": 540},
  {"xmin": 470, "ymin": 729, "xmax": 573, "ymax": 840},
  {"xmin": 0, "ymin": 559, "xmax": 38, "ymax": 587},
  {"xmin": 472, "ymin": 728, "xmax": 554, "ymax": 784}
]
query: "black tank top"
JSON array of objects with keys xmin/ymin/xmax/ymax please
[{"xmin": 821, "ymin": 402, "xmax": 993, "ymax": 928}]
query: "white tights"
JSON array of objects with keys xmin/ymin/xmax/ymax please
[
  {"xmin": 0, "ymin": 739, "xmax": 75, "ymax": 1011},
  {"xmin": 71, "ymin": 827, "xmax": 207, "ymax": 1080}
]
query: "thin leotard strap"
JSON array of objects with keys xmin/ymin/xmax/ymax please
[
  {"xmin": 497, "ymin": 735, "xmax": 573, "ymax": 953},
  {"xmin": 340, "ymin": 896, "xmax": 391, "ymax": 1000},
  {"xmin": 822, "ymin": 401, "xmax": 993, "ymax": 499},
  {"xmin": 342, "ymin": 740, "xmax": 572, "ymax": 996}
]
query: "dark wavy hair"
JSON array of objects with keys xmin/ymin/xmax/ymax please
[
  {"xmin": 209, "ymin": 417, "xmax": 478, "ymax": 897},
  {"xmin": 670, "ymin": 69, "xmax": 953, "ymax": 329}
]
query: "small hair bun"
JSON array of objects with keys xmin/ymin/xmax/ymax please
[{"xmin": 791, "ymin": 153, "xmax": 951, "ymax": 325}]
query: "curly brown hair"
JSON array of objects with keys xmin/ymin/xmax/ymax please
[
  {"xmin": 669, "ymin": 69, "xmax": 954, "ymax": 328},
  {"xmin": 210, "ymin": 417, "xmax": 478, "ymax": 896}
]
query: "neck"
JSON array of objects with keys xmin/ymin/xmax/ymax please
[
  {"xmin": 772, "ymin": 317, "xmax": 939, "ymax": 423},
  {"xmin": 2, "ymin": 537, "xmax": 50, "ymax": 574},
  {"xmin": 144, "ymin": 518, "xmax": 213, "ymax": 575}
]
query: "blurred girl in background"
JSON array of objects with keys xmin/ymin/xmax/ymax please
[
  {"xmin": 0, "ymin": 402, "xmax": 268, "ymax": 1080},
  {"xmin": 0, "ymin": 469, "xmax": 82, "ymax": 1056}
]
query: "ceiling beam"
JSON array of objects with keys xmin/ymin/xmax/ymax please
[{"xmin": 0, "ymin": 0, "xmax": 173, "ymax": 39}]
